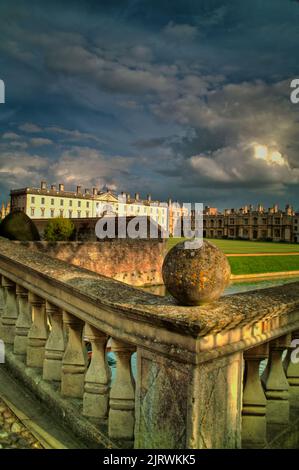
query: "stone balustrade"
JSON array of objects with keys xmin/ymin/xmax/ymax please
[{"xmin": 0, "ymin": 236, "xmax": 299, "ymax": 448}]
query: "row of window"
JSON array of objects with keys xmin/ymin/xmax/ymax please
[
  {"xmin": 31, "ymin": 196, "xmax": 90, "ymax": 208},
  {"xmin": 30, "ymin": 196, "xmax": 167, "ymax": 214},
  {"xmin": 30, "ymin": 208, "xmax": 89, "ymax": 218},
  {"xmin": 206, "ymin": 228, "xmax": 282, "ymax": 238},
  {"xmin": 100, "ymin": 205, "xmax": 164, "ymax": 215},
  {"xmin": 206, "ymin": 217, "xmax": 283, "ymax": 226}
]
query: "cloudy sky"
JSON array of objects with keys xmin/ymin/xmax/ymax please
[{"xmin": 1, "ymin": 0, "xmax": 299, "ymax": 209}]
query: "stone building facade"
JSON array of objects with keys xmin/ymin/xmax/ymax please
[
  {"xmin": 10, "ymin": 181, "xmax": 169, "ymax": 233},
  {"xmin": 201, "ymin": 204, "xmax": 296, "ymax": 242}
]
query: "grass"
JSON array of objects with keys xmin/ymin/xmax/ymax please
[
  {"xmin": 229, "ymin": 255, "xmax": 299, "ymax": 275},
  {"xmin": 166, "ymin": 238, "xmax": 299, "ymax": 276},
  {"xmin": 167, "ymin": 237, "xmax": 299, "ymax": 254}
]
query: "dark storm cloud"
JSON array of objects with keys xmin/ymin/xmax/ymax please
[{"xmin": 0, "ymin": 0, "xmax": 299, "ymax": 208}]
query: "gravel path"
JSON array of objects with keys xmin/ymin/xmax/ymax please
[{"xmin": 0, "ymin": 399, "xmax": 43, "ymax": 449}]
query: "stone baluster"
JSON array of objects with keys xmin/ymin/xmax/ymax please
[
  {"xmin": 0, "ymin": 275, "xmax": 4, "ymax": 316},
  {"xmin": 43, "ymin": 302, "xmax": 65, "ymax": 381},
  {"xmin": 27, "ymin": 292, "xmax": 48, "ymax": 367},
  {"xmin": 83, "ymin": 324, "xmax": 110, "ymax": 418},
  {"xmin": 284, "ymin": 330, "xmax": 299, "ymax": 407},
  {"xmin": 108, "ymin": 339, "xmax": 136, "ymax": 440},
  {"xmin": 14, "ymin": 285, "xmax": 31, "ymax": 355},
  {"xmin": 61, "ymin": 311, "xmax": 86, "ymax": 398},
  {"xmin": 0, "ymin": 275, "xmax": 5, "ymax": 337},
  {"xmin": 262, "ymin": 335, "xmax": 291, "ymax": 425},
  {"xmin": 242, "ymin": 343, "xmax": 268, "ymax": 448},
  {"xmin": 1, "ymin": 276, "xmax": 18, "ymax": 344}
]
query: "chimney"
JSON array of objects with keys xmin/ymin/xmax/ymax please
[
  {"xmin": 41, "ymin": 180, "xmax": 47, "ymax": 190},
  {"xmin": 147, "ymin": 194, "xmax": 151, "ymax": 202},
  {"xmin": 168, "ymin": 198, "xmax": 172, "ymax": 206},
  {"xmin": 273, "ymin": 204, "xmax": 278, "ymax": 213},
  {"xmin": 77, "ymin": 185, "xmax": 82, "ymax": 194},
  {"xmin": 51, "ymin": 184, "xmax": 56, "ymax": 191},
  {"xmin": 59, "ymin": 183, "xmax": 64, "ymax": 192},
  {"xmin": 92, "ymin": 187, "xmax": 98, "ymax": 196},
  {"xmin": 85, "ymin": 188, "xmax": 90, "ymax": 195},
  {"xmin": 135, "ymin": 192, "xmax": 140, "ymax": 201}
]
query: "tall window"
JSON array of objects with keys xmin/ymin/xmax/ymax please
[
  {"xmin": 87, "ymin": 202, "xmax": 90, "ymax": 208},
  {"xmin": 78, "ymin": 201, "xmax": 81, "ymax": 208},
  {"xmin": 51, "ymin": 209, "xmax": 54, "ymax": 217},
  {"xmin": 60, "ymin": 199, "xmax": 64, "ymax": 206},
  {"xmin": 41, "ymin": 208, "xmax": 45, "ymax": 217},
  {"xmin": 51, "ymin": 198, "xmax": 54, "ymax": 205},
  {"xmin": 77, "ymin": 210, "xmax": 81, "ymax": 218},
  {"xmin": 69, "ymin": 200, "xmax": 72, "ymax": 207},
  {"xmin": 86, "ymin": 211, "xmax": 89, "ymax": 217},
  {"xmin": 41, "ymin": 197, "xmax": 45, "ymax": 205},
  {"xmin": 69, "ymin": 210, "xmax": 73, "ymax": 218},
  {"xmin": 31, "ymin": 207, "xmax": 35, "ymax": 216},
  {"xmin": 31, "ymin": 196, "xmax": 35, "ymax": 203}
]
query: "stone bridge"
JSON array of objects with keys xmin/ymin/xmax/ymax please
[{"xmin": 0, "ymin": 236, "xmax": 299, "ymax": 448}]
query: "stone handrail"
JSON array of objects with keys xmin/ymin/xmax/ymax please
[{"xmin": 0, "ymin": 236, "xmax": 299, "ymax": 448}]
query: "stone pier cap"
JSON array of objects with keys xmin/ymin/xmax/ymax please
[{"xmin": 0, "ymin": 237, "xmax": 299, "ymax": 364}]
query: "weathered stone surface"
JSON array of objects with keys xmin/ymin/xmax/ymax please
[
  {"xmin": 2, "ymin": 237, "xmax": 299, "ymax": 449},
  {"xmin": 16, "ymin": 239, "xmax": 167, "ymax": 287},
  {"xmin": 162, "ymin": 240, "xmax": 231, "ymax": 305},
  {"xmin": 135, "ymin": 351, "xmax": 191, "ymax": 448},
  {"xmin": 192, "ymin": 352, "xmax": 243, "ymax": 449},
  {"xmin": 1, "ymin": 237, "xmax": 299, "ymax": 350}
]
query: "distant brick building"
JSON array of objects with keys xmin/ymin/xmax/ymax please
[{"xmin": 198, "ymin": 204, "xmax": 296, "ymax": 242}]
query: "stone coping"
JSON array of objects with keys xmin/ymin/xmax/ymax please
[{"xmin": 1, "ymin": 237, "xmax": 299, "ymax": 362}]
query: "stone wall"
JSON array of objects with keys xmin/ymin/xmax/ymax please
[{"xmin": 16, "ymin": 239, "xmax": 166, "ymax": 287}]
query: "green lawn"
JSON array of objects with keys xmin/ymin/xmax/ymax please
[
  {"xmin": 166, "ymin": 238, "xmax": 299, "ymax": 275},
  {"xmin": 167, "ymin": 238, "xmax": 299, "ymax": 254},
  {"xmin": 229, "ymin": 255, "xmax": 299, "ymax": 275}
]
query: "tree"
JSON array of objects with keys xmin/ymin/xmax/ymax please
[
  {"xmin": 0, "ymin": 210, "xmax": 40, "ymax": 241},
  {"xmin": 44, "ymin": 217, "xmax": 75, "ymax": 241}
]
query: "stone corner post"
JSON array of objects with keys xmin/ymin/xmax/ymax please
[{"xmin": 134, "ymin": 345, "xmax": 243, "ymax": 449}]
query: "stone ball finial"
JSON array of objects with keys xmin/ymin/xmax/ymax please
[{"xmin": 162, "ymin": 239, "xmax": 231, "ymax": 306}]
